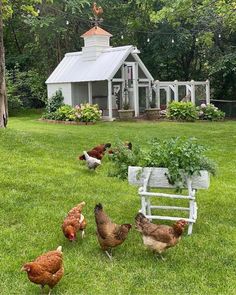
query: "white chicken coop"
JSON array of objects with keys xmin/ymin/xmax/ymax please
[{"xmin": 46, "ymin": 26, "xmax": 154, "ymax": 120}]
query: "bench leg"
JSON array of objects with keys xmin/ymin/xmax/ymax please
[
  {"xmin": 188, "ymin": 199, "xmax": 195, "ymax": 235},
  {"xmin": 141, "ymin": 196, "xmax": 147, "ymax": 215},
  {"xmin": 146, "ymin": 198, "xmax": 152, "ymax": 221},
  {"xmin": 188, "ymin": 223, "xmax": 193, "ymax": 235}
]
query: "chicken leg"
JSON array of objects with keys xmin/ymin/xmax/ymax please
[
  {"xmin": 105, "ymin": 249, "xmax": 112, "ymax": 260},
  {"xmin": 81, "ymin": 230, "xmax": 85, "ymax": 239}
]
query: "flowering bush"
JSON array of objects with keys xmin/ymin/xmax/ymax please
[
  {"xmin": 54, "ymin": 105, "xmax": 77, "ymax": 121},
  {"xmin": 42, "ymin": 102, "xmax": 102, "ymax": 123},
  {"xmin": 75, "ymin": 103, "xmax": 102, "ymax": 122},
  {"xmin": 197, "ymin": 103, "xmax": 225, "ymax": 121},
  {"xmin": 167, "ymin": 101, "xmax": 198, "ymax": 122}
]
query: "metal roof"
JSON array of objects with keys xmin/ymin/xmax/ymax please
[
  {"xmin": 81, "ymin": 26, "xmax": 112, "ymax": 37},
  {"xmin": 46, "ymin": 45, "xmax": 153, "ymax": 84}
]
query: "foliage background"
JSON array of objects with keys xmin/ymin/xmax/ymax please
[{"xmin": 3, "ymin": 0, "xmax": 236, "ymax": 108}]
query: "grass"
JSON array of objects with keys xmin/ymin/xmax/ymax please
[{"xmin": 0, "ymin": 112, "xmax": 236, "ymax": 295}]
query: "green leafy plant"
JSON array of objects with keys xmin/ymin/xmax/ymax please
[
  {"xmin": 75, "ymin": 103, "xmax": 102, "ymax": 122},
  {"xmin": 6, "ymin": 67, "xmax": 46, "ymax": 111},
  {"xmin": 197, "ymin": 103, "xmax": 225, "ymax": 121},
  {"xmin": 167, "ymin": 101, "xmax": 198, "ymax": 122},
  {"xmin": 123, "ymin": 102, "xmax": 130, "ymax": 110},
  {"xmin": 54, "ymin": 105, "xmax": 77, "ymax": 121},
  {"xmin": 108, "ymin": 140, "xmax": 143, "ymax": 180},
  {"xmin": 46, "ymin": 90, "xmax": 64, "ymax": 113},
  {"xmin": 143, "ymin": 137, "xmax": 217, "ymax": 187}
]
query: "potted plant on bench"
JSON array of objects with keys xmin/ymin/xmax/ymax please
[{"xmin": 109, "ymin": 137, "xmax": 217, "ymax": 234}]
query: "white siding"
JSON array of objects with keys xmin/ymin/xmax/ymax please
[{"xmin": 47, "ymin": 83, "xmax": 72, "ymax": 105}]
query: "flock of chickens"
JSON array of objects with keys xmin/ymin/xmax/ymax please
[
  {"xmin": 21, "ymin": 142, "xmax": 188, "ymax": 294},
  {"xmin": 78, "ymin": 142, "xmax": 132, "ymax": 170}
]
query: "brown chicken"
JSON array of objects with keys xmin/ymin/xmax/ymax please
[
  {"xmin": 21, "ymin": 246, "xmax": 64, "ymax": 294},
  {"xmin": 79, "ymin": 143, "xmax": 111, "ymax": 160},
  {"xmin": 94, "ymin": 203, "xmax": 132, "ymax": 260},
  {"xmin": 62, "ymin": 201, "xmax": 87, "ymax": 241},
  {"xmin": 92, "ymin": 2, "xmax": 103, "ymax": 17},
  {"xmin": 135, "ymin": 213, "xmax": 188, "ymax": 259}
]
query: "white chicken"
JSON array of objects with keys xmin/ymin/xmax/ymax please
[{"xmin": 83, "ymin": 151, "xmax": 101, "ymax": 170}]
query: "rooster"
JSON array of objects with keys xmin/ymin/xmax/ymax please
[
  {"xmin": 62, "ymin": 201, "xmax": 87, "ymax": 241},
  {"xmin": 83, "ymin": 151, "xmax": 101, "ymax": 170},
  {"xmin": 79, "ymin": 143, "xmax": 111, "ymax": 161},
  {"xmin": 92, "ymin": 2, "xmax": 103, "ymax": 17},
  {"xmin": 135, "ymin": 213, "xmax": 188, "ymax": 259},
  {"xmin": 94, "ymin": 203, "xmax": 132, "ymax": 260},
  {"xmin": 21, "ymin": 246, "xmax": 64, "ymax": 294}
]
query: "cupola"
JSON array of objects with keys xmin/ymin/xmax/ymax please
[{"xmin": 80, "ymin": 26, "xmax": 113, "ymax": 61}]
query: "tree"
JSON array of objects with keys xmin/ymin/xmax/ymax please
[
  {"xmin": 0, "ymin": 0, "xmax": 7, "ymax": 127},
  {"xmin": 0, "ymin": 0, "xmax": 54, "ymax": 128}
]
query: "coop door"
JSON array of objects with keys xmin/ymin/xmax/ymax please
[{"xmin": 123, "ymin": 63, "xmax": 135, "ymax": 108}]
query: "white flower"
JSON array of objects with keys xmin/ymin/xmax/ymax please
[
  {"xmin": 200, "ymin": 103, "xmax": 206, "ymax": 108},
  {"xmin": 199, "ymin": 111, "xmax": 204, "ymax": 115}
]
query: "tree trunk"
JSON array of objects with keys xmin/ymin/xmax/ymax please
[{"xmin": 0, "ymin": 0, "xmax": 8, "ymax": 128}]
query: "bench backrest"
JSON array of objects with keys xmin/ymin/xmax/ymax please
[{"xmin": 128, "ymin": 166, "xmax": 210, "ymax": 189}]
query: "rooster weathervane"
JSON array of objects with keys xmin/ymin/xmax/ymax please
[{"xmin": 91, "ymin": 2, "xmax": 104, "ymax": 27}]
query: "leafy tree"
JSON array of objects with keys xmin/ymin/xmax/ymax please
[{"xmin": 0, "ymin": 0, "xmax": 49, "ymax": 128}]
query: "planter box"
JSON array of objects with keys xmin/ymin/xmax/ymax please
[
  {"xmin": 118, "ymin": 109, "xmax": 135, "ymax": 120},
  {"xmin": 128, "ymin": 166, "xmax": 210, "ymax": 189},
  {"xmin": 39, "ymin": 119, "xmax": 95, "ymax": 125},
  {"xmin": 145, "ymin": 108, "xmax": 161, "ymax": 120}
]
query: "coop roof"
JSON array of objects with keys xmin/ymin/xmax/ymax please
[
  {"xmin": 46, "ymin": 45, "xmax": 153, "ymax": 84},
  {"xmin": 81, "ymin": 26, "xmax": 112, "ymax": 37}
]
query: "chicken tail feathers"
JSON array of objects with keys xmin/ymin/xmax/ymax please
[
  {"xmin": 104, "ymin": 143, "xmax": 111, "ymax": 149},
  {"xmin": 56, "ymin": 246, "xmax": 62, "ymax": 253},
  {"xmin": 94, "ymin": 203, "xmax": 103, "ymax": 213},
  {"xmin": 135, "ymin": 212, "xmax": 150, "ymax": 231}
]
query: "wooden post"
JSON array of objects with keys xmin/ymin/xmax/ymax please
[
  {"xmin": 186, "ymin": 84, "xmax": 190, "ymax": 96},
  {"xmin": 174, "ymin": 80, "xmax": 178, "ymax": 101},
  {"xmin": 166, "ymin": 86, "xmax": 171, "ymax": 105},
  {"xmin": 108, "ymin": 80, "xmax": 113, "ymax": 120},
  {"xmin": 133, "ymin": 62, "xmax": 139, "ymax": 117},
  {"xmin": 206, "ymin": 79, "xmax": 210, "ymax": 104},
  {"xmin": 155, "ymin": 80, "xmax": 160, "ymax": 109},
  {"xmin": 88, "ymin": 82, "xmax": 92, "ymax": 104},
  {"xmin": 190, "ymin": 80, "xmax": 195, "ymax": 105},
  {"xmin": 121, "ymin": 65, "xmax": 125, "ymax": 109},
  {"xmin": 145, "ymin": 87, "xmax": 149, "ymax": 109}
]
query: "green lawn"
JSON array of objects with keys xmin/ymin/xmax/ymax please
[{"xmin": 0, "ymin": 113, "xmax": 236, "ymax": 295}]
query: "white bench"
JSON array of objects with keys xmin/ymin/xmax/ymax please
[{"xmin": 128, "ymin": 166, "xmax": 210, "ymax": 235}]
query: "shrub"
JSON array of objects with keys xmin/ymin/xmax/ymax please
[
  {"xmin": 6, "ymin": 66, "xmax": 47, "ymax": 109},
  {"xmin": 197, "ymin": 103, "xmax": 225, "ymax": 121},
  {"xmin": 108, "ymin": 140, "xmax": 143, "ymax": 180},
  {"xmin": 143, "ymin": 137, "xmax": 217, "ymax": 188},
  {"xmin": 167, "ymin": 101, "xmax": 198, "ymax": 122},
  {"xmin": 7, "ymin": 93, "xmax": 23, "ymax": 115},
  {"xmin": 46, "ymin": 90, "xmax": 64, "ymax": 113},
  {"xmin": 54, "ymin": 105, "xmax": 77, "ymax": 121},
  {"xmin": 75, "ymin": 103, "xmax": 102, "ymax": 122}
]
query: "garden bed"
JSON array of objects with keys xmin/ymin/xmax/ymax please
[{"xmin": 39, "ymin": 119, "xmax": 95, "ymax": 125}]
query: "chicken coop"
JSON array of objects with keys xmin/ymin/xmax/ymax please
[{"xmin": 46, "ymin": 26, "xmax": 154, "ymax": 120}]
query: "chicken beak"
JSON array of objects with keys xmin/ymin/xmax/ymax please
[{"xmin": 21, "ymin": 266, "xmax": 26, "ymax": 272}]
